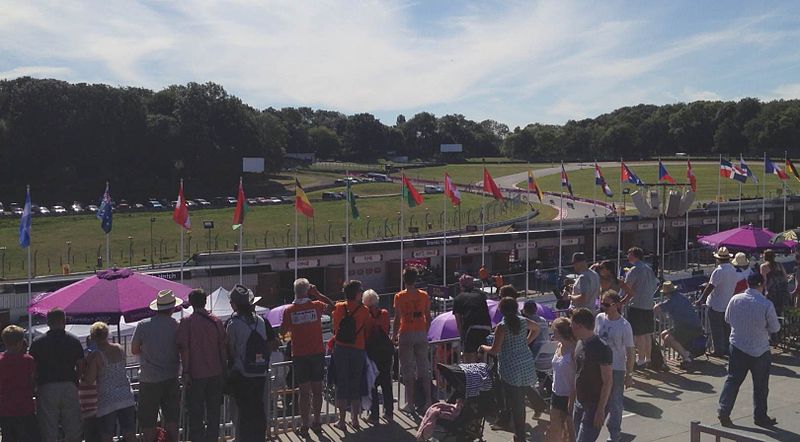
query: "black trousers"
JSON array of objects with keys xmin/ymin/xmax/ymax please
[
  {"xmin": 231, "ymin": 375, "xmax": 266, "ymax": 442},
  {"xmin": 370, "ymin": 359, "xmax": 394, "ymax": 417}
]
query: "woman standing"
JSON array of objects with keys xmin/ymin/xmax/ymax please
[
  {"xmin": 480, "ymin": 297, "xmax": 540, "ymax": 442},
  {"xmin": 546, "ymin": 317, "xmax": 577, "ymax": 442},
  {"xmin": 83, "ymin": 322, "xmax": 135, "ymax": 442},
  {"xmin": 761, "ymin": 249, "xmax": 789, "ymax": 316},
  {"xmin": 592, "ymin": 261, "xmax": 631, "ymax": 295},
  {"xmin": 363, "ymin": 289, "xmax": 394, "ymax": 423}
]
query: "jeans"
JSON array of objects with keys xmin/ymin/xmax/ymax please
[
  {"xmin": 503, "ymin": 380, "xmax": 527, "ymax": 441},
  {"xmin": 708, "ymin": 309, "xmax": 730, "ymax": 356},
  {"xmin": 187, "ymin": 375, "xmax": 224, "ymax": 442},
  {"xmin": 605, "ymin": 370, "xmax": 626, "ymax": 442},
  {"xmin": 573, "ymin": 400, "xmax": 601, "ymax": 442},
  {"xmin": 231, "ymin": 375, "xmax": 266, "ymax": 442},
  {"xmin": 370, "ymin": 359, "xmax": 394, "ymax": 417},
  {"xmin": 718, "ymin": 346, "xmax": 771, "ymax": 420}
]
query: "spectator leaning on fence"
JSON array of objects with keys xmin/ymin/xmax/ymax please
[
  {"xmin": 393, "ymin": 266, "xmax": 433, "ymax": 413},
  {"xmin": 29, "ymin": 308, "xmax": 85, "ymax": 442},
  {"xmin": 363, "ymin": 288, "xmax": 395, "ymax": 424},
  {"xmin": 620, "ymin": 247, "xmax": 659, "ymax": 368},
  {"xmin": 0, "ymin": 324, "xmax": 40, "ymax": 442},
  {"xmin": 453, "ymin": 274, "xmax": 492, "ymax": 363},
  {"xmin": 282, "ymin": 278, "xmax": 334, "ymax": 437},
  {"xmin": 570, "ymin": 252, "xmax": 601, "ymax": 313},
  {"xmin": 176, "ymin": 288, "xmax": 229, "ymax": 442},
  {"xmin": 131, "ymin": 289, "xmax": 182, "ymax": 442},
  {"xmin": 654, "ymin": 281, "xmax": 703, "ymax": 366},
  {"xmin": 698, "ymin": 247, "xmax": 737, "ymax": 357},
  {"xmin": 718, "ymin": 272, "xmax": 781, "ymax": 428}
]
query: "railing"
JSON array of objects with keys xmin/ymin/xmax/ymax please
[{"xmin": 690, "ymin": 421, "xmax": 764, "ymax": 442}]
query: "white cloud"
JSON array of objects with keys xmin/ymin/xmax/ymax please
[
  {"xmin": 772, "ymin": 83, "xmax": 800, "ymax": 99},
  {"xmin": 0, "ymin": 66, "xmax": 72, "ymax": 79}
]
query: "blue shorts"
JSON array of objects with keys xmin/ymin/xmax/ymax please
[{"xmin": 98, "ymin": 406, "xmax": 136, "ymax": 435}]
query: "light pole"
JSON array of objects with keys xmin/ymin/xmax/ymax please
[
  {"xmin": 203, "ymin": 221, "xmax": 215, "ymax": 253},
  {"xmin": 65, "ymin": 241, "xmax": 72, "ymax": 265},
  {"xmin": 127, "ymin": 236, "xmax": 133, "ymax": 266},
  {"xmin": 149, "ymin": 217, "xmax": 155, "ymax": 268},
  {"xmin": 0, "ymin": 246, "xmax": 6, "ymax": 279}
]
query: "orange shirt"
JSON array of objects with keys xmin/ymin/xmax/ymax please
[
  {"xmin": 368, "ymin": 307, "xmax": 391, "ymax": 337},
  {"xmin": 332, "ymin": 301, "xmax": 372, "ymax": 350},
  {"xmin": 282, "ymin": 300, "xmax": 326, "ymax": 357},
  {"xmin": 393, "ymin": 288, "xmax": 431, "ymax": 334}
]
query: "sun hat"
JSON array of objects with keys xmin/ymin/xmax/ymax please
[
  {"xmin": 713, "ymin": 247, "xmax": 732, "ymax": 260},
  {"xmin": 660, "ymin": 281, "xmax": 677, "ymax": 295},
  {"xmin": 149, "ymin": 289, "xmax": 183, "ymax": 311},
  {"xmin": 230, "ymin": 284, "xmax": 261, "ymax": 305},
  {"xmin": 732, "ymin": 252, "xmax": 748, "ymax": 267}
]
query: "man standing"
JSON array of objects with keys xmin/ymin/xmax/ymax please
[
  {"xmin": 654, "ymin": 282, "xmax": 703, "ymax": 365},
  {"xmin": 453, "ymin": 274, "xmax": 492, "ymax": 363},
  {"xmin": 393, "ymin": 267, "xmax": 432, "ymax": 413},
  {"xmin": 620, "ymin": 247, "xmax": 659, "ymax": 368},
  {"xmin": 29, "ymin": 308, "xmax": 85, "ymax": 442},
  {"xmin": 282, "ymin": 278, "xmax": 334, "ymax": 436},
  {"xmin": 570, "ymin": 252, "xmax": 601, "ymax": 313},
  {"xmin": 698, "ymin": 247, "xmax": 738, "ymax": 357},
  {"xmin": 176, "ymin": 289, "xmax": 228, "ymax": 442},
  {"xmin": 131, "ymin": 290, "xmax": 182, "ymax": 442},
  {"xmin": 571, "ymin": 308, "xmax": 613, "ymax": 442},
  {"xmin": 718, "ymin": 272, "xmax": 781, "ymax": 427}
]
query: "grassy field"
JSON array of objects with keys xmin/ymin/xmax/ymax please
[
  {"xmin": 0, "ymin": 187, "xmax": 555, "ymax": 280},
  {"xmin": 402, "ymin": 163, "xmax": 549, "ymax": 184},
  {"xmin": 521, "ymin": 162, "xmax": 792, "ymax": 204}
]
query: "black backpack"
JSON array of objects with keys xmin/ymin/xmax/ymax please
[
  {"xmin": 240, "ymin": 317, "xmax": 270, "ymax": 375},
  {"xmin": 336, "ymin": 304, "xmax": 364, "ymax": 344},
  {"xmin": 366, "ymin": 312, "xmax": 394, "ymax": 363}
]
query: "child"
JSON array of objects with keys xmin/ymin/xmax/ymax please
[{"xmin": 0, "ymin": 325, "xmax": 40, "ymax": 442}]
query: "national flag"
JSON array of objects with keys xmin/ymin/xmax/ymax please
[
  {"xmin": 561, "ymin": 164, "xmax": 574, "ymax": 196},
  {"xmin": 765, "ymin": 157, "xmax": 788, "ymax": 180},
  {"xmin": 346, "ymin": 180, "xmax": 359, "ymax": 219},
  {"xmin": 483, "ymin": 168, "xmax": 504, "ymax": 200},
  {"xmin": 721, "ymin": 159, "xmax": 747, "ymax": 183},
  {"xmin": 740, "ymin": 155, "xmax": 757, "ymax": 184},
  {"xmin": 621, "ymin": 162, "xmax": 644, "ymax": 186},
  {"xmin": 594, "ymin": 164, "xmax": 613, "ymax": 197},
  {"xmin": 97, "ymin": 182, "xmax": 113, "ymax": 234},
  {"xmin": 444, "ymin": 173, "xmax": 462, "ymax": 206},
  {"xmin": 527, "ymin": 169, "xmax": 544, "ymax": 202},
  {"xmin": 172, "ymin": 181, "xmax": 191, "ymax": 230},
  {"xmin": 402, "ymin": 173, "xmax": 424, "ymax": 207},
  {"xmin": 658, "ymin": 160, "xmax": 676, "ymax": 184},
  {"xmin": 232, "ymin": 178, "xmax": 248, "ymax": 230},
  {"xmin": 19, "ymin": 187, "xmax": 31, "ymax": 248},
  {"xmin": 786, "ymin": 159, "xmax": 800, "ymax": 182},
  {"xmin": 294, "ymin": 178, "xmax": 314, "ymax": 218},
  {"xmin": 687, "ymin": 159, "xmax": 697, "ymax": 192}
]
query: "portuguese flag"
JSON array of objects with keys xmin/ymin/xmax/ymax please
[
  {"xmin": 295, "ymin": 178, "xmax": 314, "ymax": 218},
  {"xmin": 402, "ymin": 174, "xmax": 424, "ymax": 208},
  {"xmin": 232, "ymin": 178, "xmax": 247, "ymax": 230}
]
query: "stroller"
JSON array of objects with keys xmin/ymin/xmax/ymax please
[{"xmin": 428, "ymin": 362, "xmax": 498, "ymax": 441}]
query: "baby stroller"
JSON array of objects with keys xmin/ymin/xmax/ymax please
[{"xmin": 428, "ymin": 362, "xmax": 498, "ymax": 441}]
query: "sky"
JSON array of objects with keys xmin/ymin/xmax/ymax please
[{"xmin": 1, "ymin": 1, "xmax": 799, "ymax": 128}]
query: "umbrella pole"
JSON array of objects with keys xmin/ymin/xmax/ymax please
[{"xmin": 117, "ymin": 322, "xmax": 121, "ymax": 343}]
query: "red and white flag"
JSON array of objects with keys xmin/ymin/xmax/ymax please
[
  {"xmin": 483, "ymin": 168, "xmax": 504, "ymax": 201},
  {"xmin": 172, "ymin": 181, "xmax": 190, "ymax": 230},
  {"xmin": 444, "ymin": 173, "xmax": 461, "ymax": 206}
]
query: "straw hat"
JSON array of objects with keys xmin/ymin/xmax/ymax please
[
  {"xmin": 660, "ymin": 281, "xmax": 677, "ymax": 295},
  {"xmin": 732, "ymin": 252, "xmax": 748, "ymax": 267},
  {"xmin": 149, "ymin": 289, "xmax": 183, "ymax": 311},
  {"xmin": 713, "ymin": 247, "xmax": 732, "ymax": 260}
]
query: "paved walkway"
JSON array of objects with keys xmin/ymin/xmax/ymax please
[{"xmin": 273, "ymin": 349, "xmax": 800, "ymax": 441}]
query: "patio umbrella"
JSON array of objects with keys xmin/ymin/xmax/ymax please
[
  {"xmin": 28, "ymin": 268, "xmax": 190, "ymax": 325},
  {"xmin": 696, "ymin": 224, "xmax": 795, "ymax": 253},
  {"xmin": 265, "ymin": 304, "xmax": 290, "ymax": 327},
  {"xmin": 427, "ymin": 312, "xmax": 460, "ymax": 341},
  {"xmin": 487, "ymin": 299, "xmax": 557, "ymax": 325}
]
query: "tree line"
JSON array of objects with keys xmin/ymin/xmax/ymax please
[{"xmin": 1, "ymin": 77, "xmax": 799, "ymax": 202}]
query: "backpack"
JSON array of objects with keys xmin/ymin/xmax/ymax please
[
  {"xmin": 240, "ymin": 317, "xmax": 270, "ymax": 375},
  {"xmin": 336, "ymin": 304, "xmax": 364, "ymax": 344},
  {"xmin": 366, "ymin": 312, "xmax": 394, "ymax": 363}
]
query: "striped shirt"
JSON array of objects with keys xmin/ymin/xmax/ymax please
[
  {"xmin": 726, "ymin": 288, "xmax": 781, "ymax": 357},
  {"xmin": 78, "ymin": 380, "xmax": 98, "ymax": 418}
]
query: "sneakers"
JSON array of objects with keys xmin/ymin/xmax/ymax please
[
  {"xmin": 718, "ymin": 415, "xmax": 733, "ymax": 427},
  {"xmin": 754, "ymin": 416, "xmax": 777, "ymax": 427}
]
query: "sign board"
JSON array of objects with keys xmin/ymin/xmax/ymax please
[
  {"xmin": 425, "ymin": 238, "xmax": 456, "ymax": 246},
  {"xmin": 440, "ymin": 144, "xmax": 463, "ymax": 153},
  {"xmin": 600, "ymin": 225, "xmax": 617, "ymax": 233},
  {"xmin": 515, "ymin": 241, "xmax": 537, "ymax": 250},
  {"xmin": 466, "ymin": 245, "xmax": 490, "ymax": 254},
  {"xmin": 413, "ymin": 249, "xmax": 438, "ymax": 258},
  {"xmin": 671, "ymin": 220, "xmax": 686, "ymax": 227},
  {"xmin": 703, "ymin": 218, "xmax": 715, "ymax": 225},
  {"xmin": 287, "ymin": 259, "xmax": 319, "ymax": 270},
  {"xmin": 638, "ymin": 223, "xmax": 654, "ymax": 230},
  {"xmin": 353, "ymin": 254, "xmax": 382, "ymax": 264},
  {"xmin": 242, "ymin": 157, "xmax": 265, "ymax": 173},
  {"xmin": 562, "ymin": 238, "xmax": 579, "ymax": 246},
  {"xmin": 151, "ymin": 270, "xmax": 190, "ymax": 281}
]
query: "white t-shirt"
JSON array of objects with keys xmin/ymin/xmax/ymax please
[
  {"xmin": 594, "ymin": 313, "xmax": 634, "ymax": 372},
  {"xmin": 707, "ymin": 263, "xmax": 739, "ymax": 312}
]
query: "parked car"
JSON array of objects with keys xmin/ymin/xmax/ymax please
[
  {"xmin": 226, "ymin": 196, "xmax": 238, "ymax": 205},
  {"xmin": 52, "ymin": 205, "xmax": 67, "ymax": 214},
  {"xmin": 195, "ymin": 198, "xmax": 212, "ymax": 207},
  {"xmin": 186, "ymin": 200, "xmax": 197, "ymax": 207},
  {"xmin": 424, "ymin": 185, "xmax": 443, "ymax": 194},
  {"xmin": 133, "ymin": 203, "xmax": 145, "ymax": 210},
  {"xmin": 38, "ymin": 206, "xmax": 51, "ymax": 215},
  {"xmin": 266, "ymin": 197, "xmax": 283, "ymax": 205},
  {"xmin": 147, "ymin": 200, "xmax": 164, "ymax": 210},
  {"xmin": 366, "ymin": 173, "xmax": 390, "ymax": 182},
  {"xmin": 335, "ymin": 176, "xmax": 360, "ymax": 185},
  {"xmin": 71, "ymin": 202, "xmax": 84, "ymax": 213},
  {"xmin": 117, "ymin": 200, "xmax": 131, "ymax": 211},
  {"xmin": 256, "ymin": 196, "xmax": 270, "ymax": 204},
  {"xmin": 0, "ymin": 202, "xmax": 4, "ymax": 215},
  {"xmin": 87, "ymin": 204, "xmax": 99, "ymax": 213},
  {"xmin": 279, "ymin": 196, "xmax": 294, "ymax": 204},
  {"xmin": 322, "ymin": 192, "xmax": 343, "ymax": 201},
  {"xmin": 247, "ymin": 198, "xmax": 259, "ymax": 206}
]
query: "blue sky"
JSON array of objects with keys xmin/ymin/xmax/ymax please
[{"xmin": 1, "ymin": 1, "xmax": 799, "ymax": 128}]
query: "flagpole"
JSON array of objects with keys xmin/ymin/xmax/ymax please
[
  {"xmin": 617, "ymin": 159, "xmax": 623, "ymax": 274},
  {"xmin": 592, "ymin": 163, "xmax": 597, "ymax": 263},
  {"xmin": 294, "ymin": 200, "xmax": 299, "ymax": 281},
  {"xmin": 717, "ymin": 154, "xmax": 721, "ymax": 231},
  {"xmin": 179, "ymin": 180, "xmax": 184, "ymax": 284},
  {"xmin": 738, "ymin": 180, "xmax": 742, "ymax": 227},
  {"xmin": 238, "ymin": 177, "xmax": 243, "ymax": 285},
  {"xmin": 783, "ymin": 151, "xmax": 788, "ymax": 232},
  {"xmin": 762, "ymin": 152, "xmax": 766, "ymax": 229},
  {"xmin": 443, "ymin": 178, "xmax": 448, "ymax": 287},
  {"xmin": 400, "ymin": 171, "xmax": 405, "ymax": 291},
  {"xmin": 526, "ymin": 165, "xmax": 531, "ymax": 294},
  {"xmin": 685, "ymin": 191, "xmax": 690, "ymax": 272},
  {"xmin": 26, "ymin": 185, "xmax": 32, "ymax": 342},
  {"xmin": 105, "ymin": 233, "xmax": 110, "ymax": 268},
  {"xmin": 481, "ymin": 167, "xmax": 486, "ymax": 267},
  {"xmin": 345, "ymin": 173, "xmax": 350, "ymax": 281},
  {"xmin": 558, "ymin": 162, "xmax": 564, "ymax": 276},
  {"xmin": 656, "ymin": 160, "xmax": 661, "ymax": 265}
]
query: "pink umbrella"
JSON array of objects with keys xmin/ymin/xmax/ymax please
[
  {"xmin": 697, "ymin": 224, "xmax": 795, "ymax": 253},
  {"xmin": 28, "ymin": 268, "xmax": 190, "ymax": 324},
  {"xmin": 428, "ymin": 312, "xmax": 460, "ymax": 341},
  {"xmin": 265, "ymin": 304, "xmax": 290, "ymax": 327}
]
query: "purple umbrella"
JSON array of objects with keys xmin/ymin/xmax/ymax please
[
  {"xmin": 488, "ymin": 299, "xmax": 556, "ymax": 324},
  {"xmin": 428, "ymin": 312, "xmax": 460, "ymax": 341},
  {"xmin": 28, "ymin": 268, "xmax": 190, "ymax": 324},
  {"xmin": 697, "ymin": 224, "xmax": 795, "ymax": 253},
  {"xmin": 265, "ymin": 304, "xmax": 290, "ymax": 328}
]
